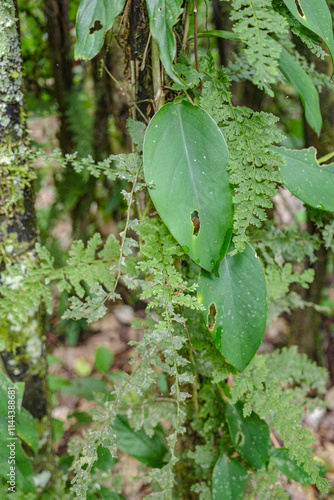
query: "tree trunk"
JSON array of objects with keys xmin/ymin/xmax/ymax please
[
  {"xmin": 124, "ymin": 0, "xmax": 153, "ymax": 119},
  {"xmin": 0, "ymin": 0, "xmax": 54, "ymax": 482},
  {"xmin": 44, "ymin": 0, "xmax": 74, "ymax": 154}
]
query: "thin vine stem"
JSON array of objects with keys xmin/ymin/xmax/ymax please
[
  {"xmin": 194, "ymin": 0, "xmax": 200, "ymax": 73},
  {"xmin": 106, "ymin": 164, "xmax": 142, "ymax": 302}
]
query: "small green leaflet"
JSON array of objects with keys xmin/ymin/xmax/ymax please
[
  {"xmin": 226, "ymin": 402, "xmax": 270, "ymax": 469},
  {"xmin": 211, "ymin": 453, "xmax": 247, "ymax": 500},
  {"xmin": 273, "ymin": 146, "xmax": 334, "ymax": 212},
  {"xmin": 16, "ymin": 407, "xmax": 39, "ymax": 453},
  {"xmin": 93, "ymin": 445, "xmax": 117, "ymax": 473},
  {"xmin": 112, "ymin": 415, "xmax": 167, "ymax": 468},
  {"xmin": 282, "ymin": 0, "xmax": 334, "ymax": 66},
  {"xmin": 75, "ymin": 0, "xmax": 126, "ymax": 60},
  {"xmin": 146, "ymin": 0, "xmax": 184, "ymax": 86},
  {"xmin": 271, "ymin": 448, "xmax": 312, "ymax": 484},
  {"xmin": 126, "ymin": 118, "xmax": 147, "ymax": 152},
  {"xmin": 198, "ymin": 242, "xmax": 267, "ymax": 370},
  {"xmin": 279, "ymin": 47, "xmax": 322, "ymax": 135},
  {"xmin": 143, "ymin": 101, "xmax": 233, "ymax": 273},
  {"xmin": 94, "ymin": 345, "xmax": 114, "ymax": 374}
]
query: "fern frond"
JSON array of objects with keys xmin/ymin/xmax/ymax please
[
  {"xmin": 0, "ymin": 234, "xmax": 120, "ymax": 325},
  {"xmin": 200, "ymin": 78, "xmax": 285, "ymax": 253},
  {"xmin": 231, "ymin": 350, "xmax": 330, "ymax": 492},
  {"xmin": 230, "ymin": 0, "xmax": 288, "ymax": 95}
]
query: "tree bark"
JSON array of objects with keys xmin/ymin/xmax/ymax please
[
  {"xmin": 0, "ymin": 0, "xmax": 54, "ymax": 481},
  {"xmin": 124, "ymin": 0, "xmax": 153, "ymax": 119}
]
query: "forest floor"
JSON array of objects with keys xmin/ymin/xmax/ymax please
[{"xmin": 28, "ymin": 117, "xmax": 334, "ymax": 500}]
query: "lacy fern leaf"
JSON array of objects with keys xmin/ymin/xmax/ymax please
[
  {"xmin": 231, "ymin": 351, "xmax": 330, "ymax": 492},
  {"xmin": 200, "ymin": 76, "xmax": 285, "ymax": 253},
  {"xmin": 229, "ymin": 0, "xmax": 288, "ymax": 95}
]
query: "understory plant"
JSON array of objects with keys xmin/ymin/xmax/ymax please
[{"xmin": 1, "ymin": 0, "xmax": 334, "ymax": 498}]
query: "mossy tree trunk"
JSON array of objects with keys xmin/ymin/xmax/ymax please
[{"xmin": 0, "ymin": 0, "xmax": 54, "ymax": 482}]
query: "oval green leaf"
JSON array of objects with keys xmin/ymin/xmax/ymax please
[
  {"xmin": 198, "ymin": 242, "xmax": 267, "ymax": 370},
  {"xmin": 143, "ymin": 101, "xmax": 233, "ymax": 273},
  {"xmin": 226, "ymin": 402, "xmax": 270, "ymax": 469},
  {"xmin": 273, "ymin": 146, "xmax": 334, "ymax": 212},
  {"xmin": 212, "ymin": 453, "xmax": 247, "ymax": 500},
  {"xmin": 279, "ymin": 47, "xmax": 322, "ymax": 135},
  {"xmin": 75, "ymin": 0, "xmax": 126, "ymax": 60},
  {"xmin": 271, "ymin": 448, "xmax": 312, "ymax": 484},
  {"xmin": 146, "ymin": 0, "xmax": 184, "ymax": 86},
  {"xmin": 112, "ymin": 415, "xmax": 167, "ymax": 468},
  {"xmin": 95, "ymin": 345, "xmax": 114, "ymax": 374},
  {"xmin": 282, "ymin": 0, "xmax": 334, "ymax": 66}
]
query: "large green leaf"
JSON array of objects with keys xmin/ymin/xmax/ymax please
[
  {"xmin": 75, "ymin": 0, "xmax": 126, "ymax": 60},
  {"xmin": 271, "ymin": 448, "xmax": 312, "ymax": 484},
  {"xmin": 226, "ymin": 402, "xmax": 270, "ymax": 469},
  {"xmin": 273, "ymin": 146, "xmax": 334, "ymax": 212},
  {"xmin": 211, "ymin": 453, "xmax": 247, "ymax": 500},
  {"xmin": 112, "ymin": 415, "xmax": 167, "ymax": 468},
  {"xmin": 282, "ymin": 0, "xmax": 334, "ymax": 65},
  {"xmin": 198, "ymin": 242, "xmax": 267, "ymax": 370},
  {"xmin": 279, "ymin": 47, "xmax": 322, "ymax": 135},
  {"xmin": 146, "ymin": 0, "xmax": 184, "ymax": 86},
  {"xmin": 143, "ymin": 101, "xmax": 233, "ymax": 273}
]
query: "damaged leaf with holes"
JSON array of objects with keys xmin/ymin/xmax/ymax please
[
  {"xmin": 143, "ymin": 100, "xmax": 233, "ymax": 273},
  {"xmin": 282, "ymin": 0, "xmax": 334, "ymax": 66},
  {"xmin": 75, "ymin": 0, "xmax": 126, "ymax": 60},
  {"xmin": 198, "ymin": 242, "xmax": 267, "ymax": 370}
]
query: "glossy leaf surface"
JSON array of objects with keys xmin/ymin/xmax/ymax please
[
  {"xmin": 75, "ymin": 0, "xmax": 126, "ymax": 60},
  {"xmin": 198, "ymin": 242, "xmax": 267, "ymax": 370},
  {"xmin": 212, "ymin": 453, "xmax": 247, "ymax": 500},
  {"xmin": 112, "ymin": 415, "xmax": 167, "ymax": 468},
  {"xmin": 274, "ymin": 146, "xmax": 334, "ymax": 212},
  {"xmin": 282, "ymin": 0, "xmax": 334, "ymax": 65},
  {"xmin": 146, "ymin": 0, "xmax": 184, "ymax": 85},
  {"xmin": 271, "ymin": 448, "xmax": 312, "ymax": 484},
  {"xmin": 226, "ymin": 402, "xmax": 270, "ymax": 469},
  {"xmin": 279, "ymin": 47, "xmax": 322, "ymax": 135},
  {"xmin": 143, "ymin": 101, "xmax": 233, "ymax": 273}
]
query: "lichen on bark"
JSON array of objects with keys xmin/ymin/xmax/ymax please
[
  {"xmin": 0, "ymin": 0, "xmax": 55, "ymax": 484},
  {"xmin": 0, "ymin": 0, "xmax": 36, "ymax": 245}
]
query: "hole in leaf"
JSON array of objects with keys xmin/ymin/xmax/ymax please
[
  {"xmin": 207, "ymin": 303, "xmax": 217, "ymax": 331},
  {"xmin": 89, "ymin": 20, "xmax": 104, "ymax": 34},
  {"xmin": 191, "ymin": 210, "xmax": 201, "ymax": 236},
  {"xmin": 236, "ymin": 431, "xmax": 245, "ymax": 446},
  {"xmin": 294, "ymin": 0, "xmax": 305, "ymax": 18}
]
